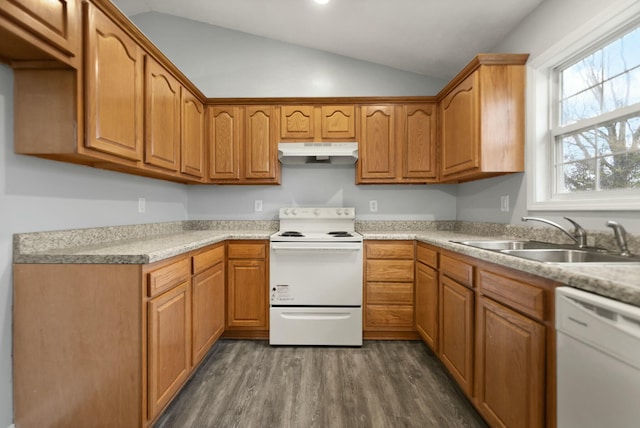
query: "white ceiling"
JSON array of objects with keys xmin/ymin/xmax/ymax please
[{"xmin": 111, "ymin": 0, "xmax": 543, "ymax": 80}]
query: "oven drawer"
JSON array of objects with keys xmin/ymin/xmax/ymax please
[{"xmin": 270, "ymin": 307, "xmax": 362, "ymax": 346}]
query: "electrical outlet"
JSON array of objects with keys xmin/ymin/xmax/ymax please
[
  {"xmin": 369, "ymin": 200, "xmax": 378, "ymax": 212},
  {"xmin": 254, "ymin": 200, "xmax": 263, "ymax": 212},
  {"xmin": 500, "ymin": 195, "xmax": 509, "ymax": 212},
  {"xmin": 138, "ymin": 197, "xmax": 146, "ymax": 213}
]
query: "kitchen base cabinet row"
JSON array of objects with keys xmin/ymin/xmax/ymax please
[
  {"xmin": 12, "ymin": 241, "xmax": 252, "ymax": 428},
  {"xmin": 415, "ymin": 242, "xmax": 557, "ymax": 428}
]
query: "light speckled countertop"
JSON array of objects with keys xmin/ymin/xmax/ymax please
[{"xmin": 13, "ymin": 221, "xmax": 640, "ymax": 307}]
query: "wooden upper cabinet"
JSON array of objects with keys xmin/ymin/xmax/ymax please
[
  {"xmin": 402, "ymin": 104, "xmax": 437, "ymax": 180},
  {"xmin": 321, "ymin": 105, "xmax": 355, "ymax": 139},
  {"xmin": 281, "ymin": 105, "xmax": 314, "ymax": 139},
  {"xmin": 438, "ymin": 54, "xmax": 527, "ymax": 182},
  {"xmin": 244, "ymin": 105, "xmax": 280, "ymax": 182},
  {"xmin": 181, "ymin": 89, "xmax": 205, "ymax": 179},
  {"xmin": 440, "ymin": 72, "xmax": 479, "ymax": 177},
  {"xmin": 145, "ymin": 56, "xmax": 181, "ymax": 172},
  {"xmin": 85, "ymin": 3, "xmax": 144, "ymax": 162},
  {"xmin": 208, "ymin": 106, "xmax": 241, "ymax": 181},
  {"xmin": 280, "ymin": 105, "xmax": 356, "ymax": 141},
  {"xmin": 358, "ymin": 105, "xmax": 396, "ymax": 182},
  {"xmin": 0, "ymin": 0, "xmax": 81, "ymax": 65}
]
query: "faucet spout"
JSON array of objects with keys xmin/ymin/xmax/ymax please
[
  {"xmin": 521, "ymin": 216, "xmax": 588, "ymax": 247},
  {"xmin": 606, "ymin": 220, "xmax": 631, "ymax": 256}
]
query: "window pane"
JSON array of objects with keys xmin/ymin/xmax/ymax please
[
  {"xmin": 603, "ymin": 67, "xmax": 640, "ymax": 112},
  {"xmin": 562, "ymin": 51, "xmax": 602, "ymax": 99},
  {"xmin": 604, "ymin": 26, "xmax": 640, "ymax": 79},
  {"xmin": 557, "ymin": 160, "xmax": 596, "ymax": 193},
  {"xmin": 561, "ymin": 87, "xmax": 602, "ymax": 124},
  {"xmin": 560, "ymin": 131, "xmax": 596, "ymax": 162},
  {"xmin": 599, "ymin": 152, "xmax": 640, "ymax": 189}
]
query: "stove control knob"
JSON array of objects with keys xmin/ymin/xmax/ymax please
[
  {"xmin": 313, "ymin": 209, "xmax": 320, "ymax": 216},
  {"xmin": 336, "ymin": 208, "xmax": 343, "ymax": 215},
  {"xmin": 283, "ymin": 209, "xmax": 290, "ymax": 216},
  {"xmin": 291, "ymin": 209, "xmax": 298, "ymax": 215}
]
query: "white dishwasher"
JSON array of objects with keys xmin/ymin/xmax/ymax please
[{"xmin": 556, "ymin": 286, "xmax": 640, "ymax": 428}]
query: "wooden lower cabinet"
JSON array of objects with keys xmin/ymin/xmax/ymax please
[
  {"xmin": 439, "ymin": 275, "xmax": 475, "ymax": 396},
  {"xmin": 225, "ymin": 241, "xmax": 269, "ymax": 337},
  {"xmin": 415, "ymin": 261, "xmax": 438, "ymax": 350},
  {"xmin": 192, "ymin": 259, "xmax": 225, "ymax": 366},
  {"xmin": 147, "ymin": 281, "xmax": 192, "ymax": 420},
  {"xmin": 475, "ymin": 296, "xmax": 546, "ymax": 428}
]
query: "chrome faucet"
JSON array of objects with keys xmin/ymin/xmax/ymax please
[
  {"xmin": 521, "ymin": 216, "xmax": 588, "ymax": 248},
  {"xmin": 606, "ymin": 220, "xmax": 631, "ymax": 256}
]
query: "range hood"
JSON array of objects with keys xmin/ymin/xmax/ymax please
[{"xmin": 278, "ymin": 142, "xmax": 358, "ymax": 165}]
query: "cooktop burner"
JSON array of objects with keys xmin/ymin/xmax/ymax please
[
  {"xmin": 280, "ymin": 231, "xmax": 304, "ymax": 237},
  {"xmin": 328, "ymin": 231, "xmax": 354, "ymax": 237}
]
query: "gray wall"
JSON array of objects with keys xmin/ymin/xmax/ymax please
[{"xmin": 457, "ymin": 0, "xmax": 640, "ymax": 232}]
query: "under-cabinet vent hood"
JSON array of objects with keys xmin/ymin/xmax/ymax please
[{"xmin": 278, "ymin": 142, "xmax": 358, "ymax": 165}]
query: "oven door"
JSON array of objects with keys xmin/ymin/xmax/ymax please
[{"xmin": 269, "ymin": 241, "xmax": 363, "ymax": 306}]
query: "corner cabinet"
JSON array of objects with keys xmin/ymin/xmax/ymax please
[
  {"xmin": 357, "ymin": 103, "xmax": 437, "ymax": 184},
  {"xmin": 438, "ymin": 54, "xmax": 528, "ymax": 182}
]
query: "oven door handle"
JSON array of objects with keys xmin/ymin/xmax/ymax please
[
  {"xmin": 271, "ymin": 242, "xmax": 362, "ymax": 251},
  {"xmin": 280, "ymin": 312, "xmax": 352, "ymax": 320}
]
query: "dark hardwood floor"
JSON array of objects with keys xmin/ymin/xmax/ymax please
[{"xmin": 154, "ymin": 340, "xmax": 487, "ymax": 428}]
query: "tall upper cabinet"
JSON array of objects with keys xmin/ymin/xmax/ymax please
[{"xmin": 438, "ymin": 54, "xmax": 528, "ymax": 182}]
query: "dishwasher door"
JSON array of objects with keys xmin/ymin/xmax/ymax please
[{"xmin": 556, "ymin": 286, "xmax": 640, "ymax": 428}]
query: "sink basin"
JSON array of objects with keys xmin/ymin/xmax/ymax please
[
  {"xmin": 453, "ymin": 240, "xmax": 568, "ymax": 251},
  {"xmin": 500, "ymin": 249, "xmax": 640, "ymax": 264}
]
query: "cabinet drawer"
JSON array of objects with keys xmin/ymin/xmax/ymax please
[
  {"xmin": 366, "ymin": 260, "xmax": 414, "ymax": 282},
  {"xmin": 366, "ymin": 305, "xmax": 414, "ymax": 329},
  {"xmin": 441, "ymin": 255, "xmax": 473, "ymax": 288},
  {"xmin": 366, "ymin": 282, "xmax": 414, "ymax": 305},
  {"xmin": 365, "ymin": 242, "xmax": 414, "ymax": 259},
  {"xmin": 147, "ymin": 258, "xmax": 191, "ymax": 297},
  {"xmin": 417, "ymin": 245, "xmax": 438, "ymax": 269},
  {"xmin": 192, "ymin": 245, "xmax": 224, "ymax": 274},
  {"xmin": 228, "ymin": 243, "xmax": 266, "ymax": 259},
  {"xmin": 478, "ymin": 270, "xmax": 546, "ymax": 321}
]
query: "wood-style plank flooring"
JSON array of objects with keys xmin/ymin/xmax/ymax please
[{"xmin": 154, "ymin": 340, "xmax": 488, "ymax": 428}]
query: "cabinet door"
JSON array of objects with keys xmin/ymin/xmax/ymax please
[
  {"xmin": 476, "ymin": 297, "xmax": 545, "ymax": 428},
  {"xmin": 181, "ymin": 89, "xmax": 205, "ymax": 178},
  {"xmin": 281, "ymin": 105, "xmax": 314, "ymax": 139},
  {"xmin": 227, "ymin": 259, "xmax": 267, "ymax": 329},
  {"xmin": 192, "ymin": 261, "xmax": 224, "ymax": 366},
  {"xmin": 440, "ymin": 72, "xmax": 479, "ymax": 177},
  {"xmin": 359, "ymin": 105, "xmax": 396, "ymax": 181},
  {"xmin": 0, "ymin": 0, "xmax": 80, "ymax": 60},
  {"xmin": 148, "ymin": 282, "xmax": 191, "ymax": 420},
  {"xmin": 401, "ymin": 104, "xmax": 437, "ymax": 179},
  {"xmin": 208, "ymin": 106, "xmax": 241, "ymax": 181},
  {"xmin": 85, "ymin": 4, "xmax": 144, "ymax": 161},
  {"xmin": 245, "ymin": 105, "xmax": 279, "ymax": 181},
  {"xmin": 416, "ymin": 262, "xmax": 438, "ymax": 351},
  {"xmin": 145, "ymin": 56, "xmax": 181, "ymax": 171},
  {"xmin": 439, "ymin": 275, "xmax": 474, "ymax": 396},
  {"xmin": 321, "ymin": 105, "xmax": 355, "ymax": 139}
]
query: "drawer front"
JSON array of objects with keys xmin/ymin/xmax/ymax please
[
  {"xmin": 365, "ymin": 242, "xmax": 414, "ymax": 259},
  {"xmin": 147, "ymin": 258, "xmax": 191, "ymax": 297},
  {"xmin": 192, "ymin": 245, "xmax": 224, "ymax": 274},
  {"xmin": 366, "ymin": 282, "xmax": 414, "ymax": 305},
  {"xmin": 366, "ymin": 305, "xmax": 414, "ymax": 329},
  {"xmin": 417, "ymin": 244, "xmax": 438, "ymax": 269},
  {"xmin": 228, "ymin": 243, "xmax": 266, "ymax": 259},
  {"xmin": 366, "ymin": 259, "xmax": 414, "ymax": 282},
  {"xmin": 478, "ymin": 270, "xmax": 546, "ymax": 321},
  {"xmin": 441, "ymin": 255, "xmax": 473, "ymax": 288}
]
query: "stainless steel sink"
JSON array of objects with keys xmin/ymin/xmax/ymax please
[
  {"xmin": 453, "ymin": 240, "xmax": 567, "ymax": 251},
  {"xmin": 451, "ymin": 239, "xmax": 640, "ymax": 264},
  {"xmin": 500, "ymin": 249, "xmax": 640, "ymax": 264}
]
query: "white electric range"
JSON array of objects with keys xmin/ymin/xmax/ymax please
[{"xmin": 269, "ymin": 207, "xmax": 363, "ymax": 346}]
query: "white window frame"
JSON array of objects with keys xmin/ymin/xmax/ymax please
[{"xmin": 526, "ymin": 0, "xmax": 640, "ymax": 211}]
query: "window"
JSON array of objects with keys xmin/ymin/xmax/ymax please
[{"xmin": 527, "ymin": 2, "xmax": 640, "ymax": 211}]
